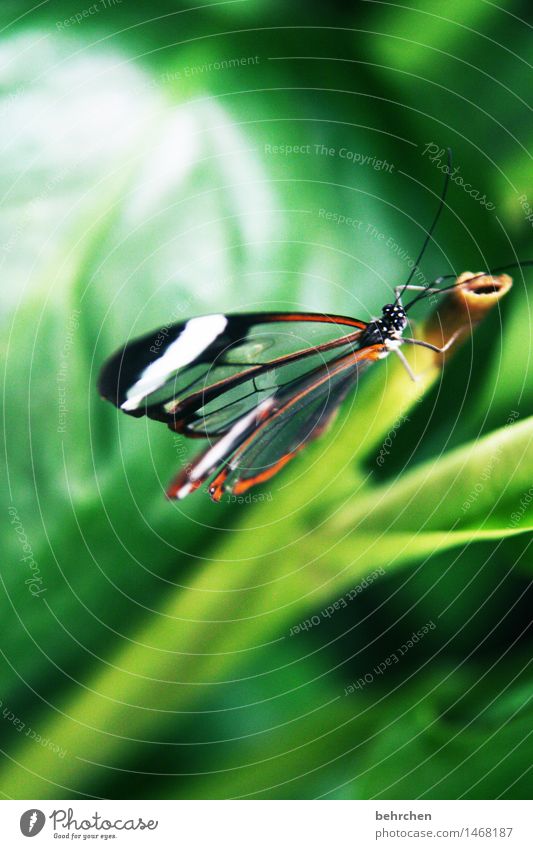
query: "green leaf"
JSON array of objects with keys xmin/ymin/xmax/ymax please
[
  {"xmin": 331, "ymin": 415, "xmax": 533, "ymax": 538},
  {"xmin": 4, "ymin": 410, "xmax": 531, "ymax": 796}
]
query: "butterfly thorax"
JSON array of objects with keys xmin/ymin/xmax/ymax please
[{"xmin": 359, "ymin": 303, "xmax": 407, "ymax": 348}]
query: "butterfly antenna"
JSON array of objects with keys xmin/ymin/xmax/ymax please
[{"xmin": 395, "ymin": 147, "xmax": 452, "ymax": 305}]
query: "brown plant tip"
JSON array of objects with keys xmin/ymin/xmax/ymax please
[
  {"xmin": 422, "ymin": 271, "xmax": 513, "ymax": 355},
  {"xmin": 451, "ymin": 271, "xmax": 513, "ymax": 319}
]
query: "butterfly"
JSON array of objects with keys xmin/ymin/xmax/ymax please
[{"xmin": 98, "ymin": 152, "xmax": 522, "ymax": 502}]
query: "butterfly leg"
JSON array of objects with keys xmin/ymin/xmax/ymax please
[
  {"xmin": 394, "ymin": 280, "xmax": 445, "ymax": 305},
  {"xmin": 403, "ymin": 327, "xmax": 464, "ymax": 355},
  {"xmin": 393, "ymin": 347, "xmax": 420, "ymax": 382},
  {"xmin": 395, "ymin": 327, "xmax": 465, "ymax": 381}
]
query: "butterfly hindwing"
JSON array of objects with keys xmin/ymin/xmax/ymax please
[{"xmin": 167, "ymin": 344, "xmax": 383, "ymax": 500}]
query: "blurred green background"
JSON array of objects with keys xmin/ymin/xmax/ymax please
[{"xmin": 1, "ymin": 0, "xmax": 533, "ymax": 800}]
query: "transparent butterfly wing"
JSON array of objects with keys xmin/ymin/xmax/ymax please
[
  {"xmin": 167, "ymin": 344, "xmax": 383, "ymax": 500},
  {"xmin": 99, "ymin": 312, "xmax": 367, "ymax": 437}
]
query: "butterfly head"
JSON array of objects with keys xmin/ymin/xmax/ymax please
[
  {"xmin": 381, "ymin": 303, "xmax": 407, "ymax": 334},
  {"xmin": 358, "ymin": 302, "xmax": 407, "ymax": 348}
]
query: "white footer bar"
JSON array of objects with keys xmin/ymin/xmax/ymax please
[{"xmin": 1, "ymin": 799, "xmax": 532, "ymax": 848}]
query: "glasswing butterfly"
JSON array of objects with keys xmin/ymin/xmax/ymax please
[{"xmin": 98, "ymin": 151, "xmax": 525, "ymax": 502}]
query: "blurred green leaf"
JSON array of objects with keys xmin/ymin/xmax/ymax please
[
  {"xmin": 332, "ymin": 415, "xmax": 533, "ymax": 537},
  {"xmin": 1, "ymin": 1, "xmax": 532, "ymax": 802}
]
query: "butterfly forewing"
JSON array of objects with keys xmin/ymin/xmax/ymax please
[
  {"xmin": 182, "ymin": 341, "xmax": 365, "ymax": 437},
  {"xmin": 98, "ymin": 312, "xmax": 367, "ymax": 437}
]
